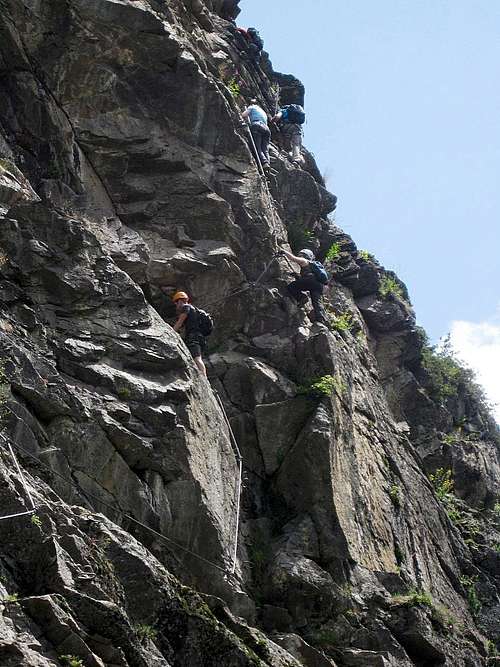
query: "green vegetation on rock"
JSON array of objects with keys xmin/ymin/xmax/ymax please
[
  {"xmin": 59, "ymin": 657, "xmax": 83, "ymax": 667},
  {"xmin": 379, "ymin": 275, "xmax": 404, "ymax": 299},
  {"xmin": 459, "ymin": 575, "xmax": 482, "ymax": 617},
  {"xmin": 325, "ymin": 242, "xmax": 341, "ymax": 263},
  {"xmin": 392, "ymin": 588, "xmax": 433, "ymax": 608},
  {"xmin": 329, "ymin": 310, "xmax": 353, "ymax": 332},
  {"xmin": 227, "ymin": 77, "xmax": 241, "ymax": 98},
  {"xmin": 298, "ymin": 374, "xmax": 345, "ymax": 399},
  {"xmin": 389, "ymin": 484, "xmax": 401, "ymax": 507},
  {"xmin": 135, "ymin": 623, "xmax": 158, "ymax": 642},
  {"xmin": 358, "ymin": 249, "xmax": 374, "ymax": 261}
]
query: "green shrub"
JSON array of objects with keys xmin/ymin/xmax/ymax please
[
  {"xmin": 442, "ymin": 432, "xmax": 462, "ymax": 446},
  {"xmin": 358, "ymin": 249, "xmax": 374, "ymax": 261},
  {"xmin": 379, "ymin": 275, "xmax": 404, "ymax": 300},
  {"xmin": 227, "ymin": 77, "xmax": 240, "ymax": 98},
  {"xmin": 459, "ymin": 575, "xmax": 481, "ymax": 617},
  {"xmin": 59, "ymin": 657, "xmax": 83, "ymax": 667},
  {"xmin": 408, "ymin": 589, "xmax": 433, "ymax": 607},
  {"xmin": 487, "ymin": 640, "xmax": 498, "ymax": 657},
  {"xmin": 394, "ymin": 544, "xmax": 405, "ymax": 565},
  {"xmin": 330, "ymin": 311, "xmax": 353, "ymax": 332},
  {"xmin": 116, "ymin": 386, "xmax": 131, "ymax": 400},
  {"xmin": 31, "ymin": 514, "xmax": 43, "ymax": 531},
  {"xmin": 389, "ymin": 484, "xmax": 401, "ymax": 507},
  {"xmin": 392, "ymin": 588, "xmax": 433, "ymax": 608},
  {"xmin": 429, "ymin": 468, "xmax": 454, "ymax": 500},
  {"xmin": 135, "ymin": 624, "xmax": 158, "ymax": 642},
  {"xmin": 422, "ymin": 346, "xmax": 462, "ymax": 401},
  {"xmin": 422, "ymin": 335, "xmax": 495, "ymax": 416},
  {"xmin": 2, "ymin": 593, "xmax": 19, "ymax": 604},
  {"xmin": 325, "ymin": 242, "xmax": 341, "ymax": 263},
  {"xmin": 429, "ymin": 469, "xmax": 481, "ymax": 540},
  {"xmin": 298, "ymin": 374, "xmax": 345, "ymax": 399}
]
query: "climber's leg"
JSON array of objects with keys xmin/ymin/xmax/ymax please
[
  {"xmin": 290, "ymin": 131, "xmax": 303, "ymax": 162},
  {"xmin": 187, "ymin": 335, "xmax": 207, "ymax": 377},
  {"xmin": 194, "ymin": 355, "xmax": 207, "ymax": 377},
  {"xmin": 310, "ymin": 286, "xmax": 328, "ymax": 324},
  {"xmin": 247, "ymin": 43, "xmax": 261, "ymax": 65},
  {"xmin": 260, "ymin": 128, "xmax": 271, "ymax": 165},
  {"xmin": 250, "ymin": 125, "xmax": 263, "ymax": 164},
  {"xmin": 287, "ymin": 278, "xmax": 309, "ymax": 306}
]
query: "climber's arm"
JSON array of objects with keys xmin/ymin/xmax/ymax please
[
  {"xmin": 280, "ymin": 248, "xmax": 309, "ymax": 268},
  {"xmin": 173, "ymin": 312, "xmax": 188, "ymax": 332}
]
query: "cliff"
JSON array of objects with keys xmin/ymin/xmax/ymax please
[{"xmin": 0, "ymin": 1, "xmax": 499, "ymax": 666}]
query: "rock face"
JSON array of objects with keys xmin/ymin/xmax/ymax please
[{"xmin": 0, "ymin": 1, "xmax": 498, "ymax": 666}]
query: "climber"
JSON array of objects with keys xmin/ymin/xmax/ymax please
[
  {"xmin": 273, "ymin": 104, "xmax": 306, "ymax": 164},
  {"xmin": 172, "ymin": 291, "xmax": 211, "ymax": 377},
  {"xmin": 279, "ymin": 247, "xmax": 329, "ymax": 325},
  {"xmin": 234, "ymin": 27, "xmax": 264, "ymax": 65},
  {"xmin": 242, "ymin": 99, "xmax": 270, "ymax": 171}
]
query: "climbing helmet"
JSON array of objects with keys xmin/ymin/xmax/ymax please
[{"xmin": 298, "ymin": 249, "xmax": 314, "ymax": 261}]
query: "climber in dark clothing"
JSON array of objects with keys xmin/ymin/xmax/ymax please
[
  {"xmin": 234, "ymin": 27, "xmax": 264, "ymax": 64},
  {"xmin": 280, "ymin": 248, "xmax": 328, "ymax": 325},
  {"xmin": 273, "ymin": 105, "xmax": 306, "ymax": 164},
  {"xmin": 172, "ymin": 291, "xmax": 207, "ymax": 377}
]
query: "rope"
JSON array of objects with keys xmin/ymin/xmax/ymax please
[
  {"xmin": 213, "ymin": 390, "xmax": 243, "ymax": 575},
  {"xmin": 0, "ymin": 509, "xmax": 37, "ymax": 521},
  {"xmin": 200, "ymin": 253, "xmax": 279, "ymax": 313},
  {"xmin": 0, "ymin": 432, "xmax": 39, "ymax": 522},
  {"xmin": 0, "ymin": 430, "xmax": 233, "ymax": 576}
]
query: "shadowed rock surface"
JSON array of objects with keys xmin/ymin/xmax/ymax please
[{"xmin": 0, "ymin": 1, "xmax": 498, "ymax": 665}]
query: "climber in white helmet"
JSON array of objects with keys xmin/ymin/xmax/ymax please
[{"xmin": 279, "ymin": 247, "xmax": 329, "ymax": 325}]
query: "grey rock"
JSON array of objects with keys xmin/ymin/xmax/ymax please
[{"xmin": 0, "ymin": 0, "xmax": 497, "ymax": 665}]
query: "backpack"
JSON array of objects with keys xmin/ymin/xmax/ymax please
[
  {"xmin": 310, "ymin": 261, "xmax": 329, "ymax": 285},
  {"xmin": 196, "ymin": 307, "xmax": 214, "ymax": 336},
  {"xmin": 247, "ymin": 28, "xmax": 264, "ymax": 50},
  {"xmin": 283, "ymin": 104, "xmax": 306, "ymax": 125}
]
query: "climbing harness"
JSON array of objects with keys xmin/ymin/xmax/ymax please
[
  {"xmin": 213, "ymin": 390, "xmax": 243, "ymax": 575},
  {"xmin": 0, "ymin": 431, "xmax": 37, "ymax": 521}
]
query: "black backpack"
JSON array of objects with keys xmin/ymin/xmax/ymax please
[
  {"xmin": 283, "ymin": 104, "xmax": 306, "ymax": 125},
  {"xmin": 310, "ymin": 261, "xmax": 329, "ymax": 285},
  {"xmin": 247, "ymin": 28, "xmax": 264, "ymax": 50},
  {"xmin": 196, "ymin": 308, "xmax": 214, "ymax": 336}
]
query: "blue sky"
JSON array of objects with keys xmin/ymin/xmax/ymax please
[{"xmin": 239, "ymin": 0, "xmax": 500, "ymax": 417}]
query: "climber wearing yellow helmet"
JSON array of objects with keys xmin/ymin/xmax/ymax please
[{"xmin": 172, "ymin": 291, "xmax": 213, "ymax": 377}]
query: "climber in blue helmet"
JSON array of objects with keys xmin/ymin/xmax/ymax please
[{"xmin": 279, "ymin": 247, "xmax": 329, "ymax": 325}]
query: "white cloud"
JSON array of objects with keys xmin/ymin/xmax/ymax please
[{"xmin": 449, "ymin": 308, "xmax": 500, "ymax": 423}]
